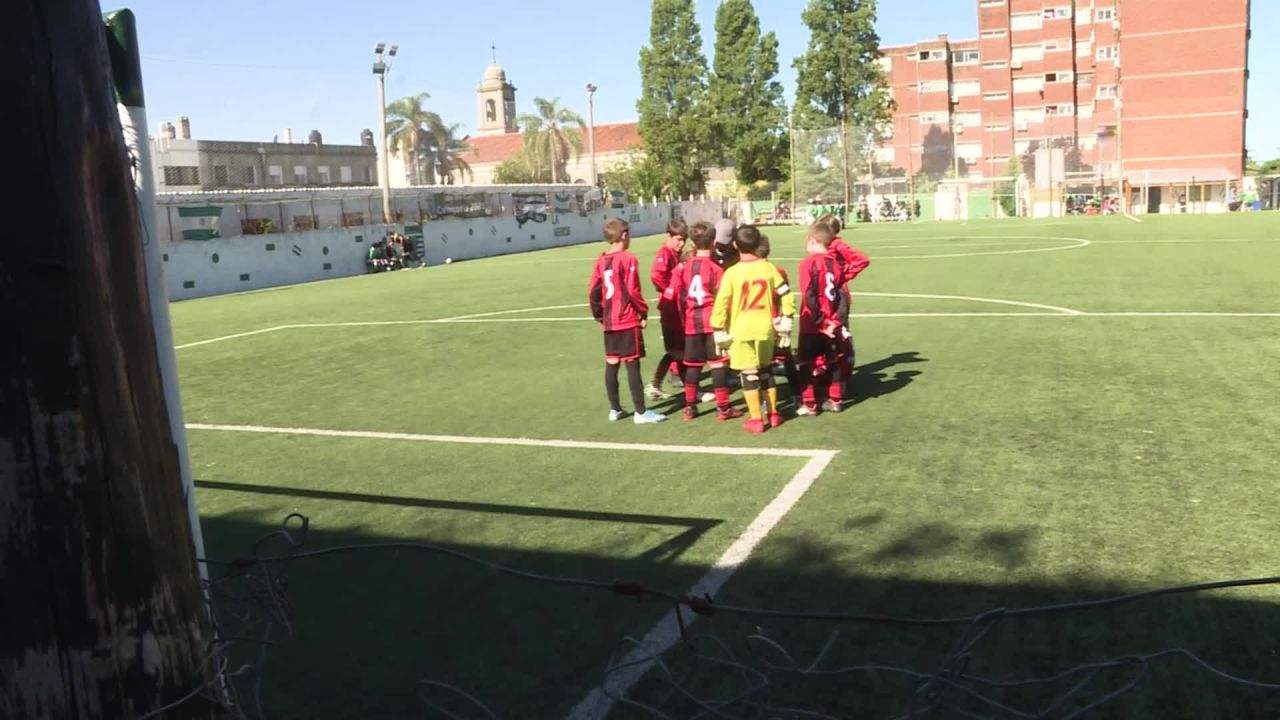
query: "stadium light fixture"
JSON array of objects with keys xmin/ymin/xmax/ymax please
[
  {"xmin": 373, "ymin": 42, "xmax": 397, "ymax": 223},
  {"xmin": 586, "ymin": 84, "xmax": 598, "ymax": 188}
]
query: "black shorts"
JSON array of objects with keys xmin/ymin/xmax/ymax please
[
  {"xmin": 661, "ymin": 323, "xmax": 683, "ymax": 353},
  {"xmin": 683, "ymin": 333, "xmax": 728, "ymax": 366},
  {"xmin": 797, "ymin": 334, "xmax": 842, "ymax": 365},
  {"xmin": 604, "ymin": 327, "xmax": 645, "ymax": 362}
]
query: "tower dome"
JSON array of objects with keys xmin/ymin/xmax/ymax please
[{"xmin": 483, "ymin": 62, "xmax": 506, "ymax": 84}]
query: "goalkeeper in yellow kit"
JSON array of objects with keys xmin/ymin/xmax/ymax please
[{"xmin": 710, "ymin": 225, "xmax": 796, "ymax": 433}]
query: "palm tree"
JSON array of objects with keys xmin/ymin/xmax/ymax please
[
  {"xmin": 385, "ymin": 93, "xmax": 447, "ymax": 185},
  {"xmin": 516, "ymin": 97, "xmax": 586, "ymax": 184},
  {"xmin": 428, "ymin": 123, "xmax": 475, "ymax": 185}
]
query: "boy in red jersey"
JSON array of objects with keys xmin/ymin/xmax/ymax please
[
  {"xmin": 815, "ymin": 214, "xmax": 869, "ymax": 378},
  {"xmin": 647, "ymin": 219, "xmax": 688, "ymax": 399},
  {"xmin": 588, "ymin": 218, "xmax": 667, "ymax": 424},
  {"xmin": 666, "ymin": 222, "xmax": 743, "ymax": 422},
  {"xmin": 796, "ymin": 222, "xmax": 851, "ymax": 415}
]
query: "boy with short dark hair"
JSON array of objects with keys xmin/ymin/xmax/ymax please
[
  {"xmin": 647, "ymin": 219, "xmax": 688, "ymax": 399},
  {"xmin": 589, "ymin": 218, "xmax": 667, "ymax": 424},
  {"xmin": 666, "ymin": 221, "xmax": 742, "ymax": 422},
  {"xmin": 710, "ymin": 225, "xmax": 795, "ymax": 433},
  {"xmin": 796, "ymin": 222, "xmax": 851, "ymax": 415}
]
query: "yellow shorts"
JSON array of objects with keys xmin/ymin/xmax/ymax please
[{"xmin": 728, "ymin": 339, "xmax": 774, "ymax": 371}]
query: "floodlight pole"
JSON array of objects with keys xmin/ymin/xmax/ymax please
[
  {"xmin": 374, "ymin": 43, "xmax": 397, "ymax": 223},
  {"xmin": 586, "ymin": 83, "xmax": 598, "ymax": 187}
]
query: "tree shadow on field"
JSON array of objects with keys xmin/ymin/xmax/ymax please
[{"xmin": 850, "ymin": 351, "xmax": 927, "ymax": 405}]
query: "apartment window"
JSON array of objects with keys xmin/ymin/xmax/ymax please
[
  {"xmin": 1011, "ymin": 45, "xmax": 1044, "ymax": 64},
  {"xmin": 979, "ymin": 0, "xmax": 1005, "ymax": 5},
  {"xmin": 340, "ymin": 165, "xmax": 353, "ymax": 183},
  {"xmin": 1078, "ymin": 135, "xmax": 1097, "ymax": 150},
  {"xmin": 919, "ymin": 80, "xmax": 946, "ymax": 93},
  {"xmin": 951, "ymin": 80, "xmax": 981, "ymax": 98},
  {"xmin": 1097, "ymin": 84, "xmax": 1118, "ymax": 99},
  {"xmin": 985, "ymin": 91, "xmax": 1010, "ymax": 101},
  {"xmin": 956, "ymin": 142, "xmax": 984, "ymax": 162},
  {"xmin": 1043, "ymin": 7, "xmax": 1071, "ymax": 19},
  {"xmin": 268, "ymin": 165, "xmax": 284, "ymax": 185},
  {"xmin": 1043, "ymin": 39, "xmax": 1069, "ymax": 52},
  {"xmin": 1096, "ymin": 8, "xmax": 1115, "ymax": 21},
  {"xmin": 878, "ymin": 57, "xmax": 893, "ymax": 71},
  {"xmin": 1011, "ymin": 12, "xmax": 1042, "ymax": 31},
  {"xmin": 951, "ymin": 49, "xmax": 980, "ymax": 65},
  {"xmin": 212, "ymin": 165, "xmax": 229, "ymax": 186},
  {"xmin": 990, "ymin": 155, "xmax": 1010, "ymax": 164},
  {"xmin": 163, "ymin": 166, "xmax": 199, "ymax": 185},
  {"xmin": 918, "ymin": 49, "xmax": 945, "ymax": 61},
  {"xmin": 317, "ymin": 166, "xmax": 331, "ymax": 184},
  {"xmin": 954, "ymin": 111, "xmax": 982, "ymax": 128},
  {"xmin": 983, "ymin": 60, "xmax": 1008, "ymax": 70},
  {"xmin": 1078, "ymin": 103, "xmax": 1095, "ymax": 119},
  {"xmin": 1045, "ymin": 71, "xmax": 1072, "ymax": 83},
  {"xmin": 1077, "ymin": 72, "xmax": 1095, "ymax": 86},
  {"xmin": 1015, "ymin": 140, "xmax": 1032, "ymax": 153},
  {"xmin": 875, "ymin": 147, "xmax": 896, "ymax": 164},
  {"xmin": 919, "ymin": 111, "xmax": 948, "ymax": 125},
  {"xmin": 1077, "ymin": 40, "xmax": 1093, "ymax": 57},
  {"xmin": 986, "ymin": 123, "xmax": 1011, "ymax": 132},
  {"xmin": 1013, "ymin": 76, "xmax": 1045, "ymax": 93},
  {"xmin": 981, "ymin": 29, "xmax": 1008, "ymax": 39},
  {"xmin": 1045, "ymin": 104, "xmax": 1075, "ymax": 116},
  {"xmin": 1014, "ymin": 107, "xmax": 1045, "ymax": 124},
  {"xmin": 1076, "ymin": 8, "xmax": 1092, "ymax": 24},
  {"xmin": 1097, "ymin": 45, "xmax": 1118, "ymax": 61},
  {"xmin": 241, "ymin": 166, "xmax": 257, "ymax": 186},
  {"xmin": 292, "ymin": 165, "xmax": 308, "ymax": 184},
  {"xmin": 363, "ymin": 166, "xmax": 374, "ymax": 183}
]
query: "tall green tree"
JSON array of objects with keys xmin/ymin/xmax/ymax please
[
  {"xmin": 792, "ymin": 0, "xmax": 893, "ymax": 209},
  {"xmin": 710, "ymin": 0, "xmax": 787, "ymax": 184},
  {"xmin": 516, "ymin": 97, "xmax": 586, "ymax": 183},
  {"xmin": 427, "ymin": 123, "xmax": 474, "ymax": 184},
  {"xmin": 385, "ymin": 93, "xmax": 447, "ymax": 185},
  {"xmin": 637, "ymin": 0, "xmax": 711, "ymax": 197}
]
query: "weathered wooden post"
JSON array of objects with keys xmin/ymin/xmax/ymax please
[{"xmin": 1, "ymin": 2, "xmax": 221, "ymax": 717}]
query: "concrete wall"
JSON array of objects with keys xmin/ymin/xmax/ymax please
[{"xmin": 161, "ymin": 198, "xmax": 725, "ymax": 302}]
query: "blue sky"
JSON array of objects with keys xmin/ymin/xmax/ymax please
[{"xmin": 123, "ymin": 0, "xmax": 1277, "ymax": 159}]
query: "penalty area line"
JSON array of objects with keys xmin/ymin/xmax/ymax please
[{"xmin": 182, "ymin": 422, "xmax": 838, "ymax": 719}]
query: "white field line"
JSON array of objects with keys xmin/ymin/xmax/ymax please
[
  {"xmin": 184, "ymin": 422, "xmax": 838, "ymax": 719},
  {"xmin": 854, "ymin": 291, "xmax": 1083, "ymax": 315},
  {"xmin": 431, "ymin": 312, "xmax": 1280, "ymax": 322},
  {"xmin": 878, "ymin": 236, "xmax": 1090, "ymax": 260},
  {"xmin": 1124, "ymin": 214, "xmax": 1145, "ymax": 224},
  {"xmin": 435, "ymin": 303, "xmax": 590, "ymax": 323},
  {"xmin": 567, "ymin": 450, "xmax": 838, "ymax": 720},
  {"xmin": 174, "ymin": 325, "xmax": 291, "ymax": 350},
  {"xmin": 183, "ymin": 423, "xmax": 830, "ymax": 458}
]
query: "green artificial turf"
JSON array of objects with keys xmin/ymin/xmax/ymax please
[{"xmin": 174, "ymin": 213, "xmax": 1280, "ymax": 718}]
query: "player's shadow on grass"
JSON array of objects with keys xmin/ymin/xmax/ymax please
[{"xmin": 850, "ymin": 351, "xmax": 927, "ymax": 405}]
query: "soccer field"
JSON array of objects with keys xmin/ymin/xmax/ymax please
[{"xmin": 175, "ymin": 213, "xmax": 1280, "ymax": 718}]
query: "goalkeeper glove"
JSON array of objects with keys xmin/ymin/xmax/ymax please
[
  {"xmin": 771, "ymin": 316, "xmax": 793, "ymax": 335},
  {"xmin": 775, "ymin": 332, "xmax": 791, "ymax": 350},
  {"xmin": 713, "ymin": 330, "xmax": 732, "ymax": 355}
]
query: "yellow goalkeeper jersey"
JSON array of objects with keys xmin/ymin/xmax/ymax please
[{"xmin": 710, "ymin": 258, "xmax": 795, "ymax": 341}]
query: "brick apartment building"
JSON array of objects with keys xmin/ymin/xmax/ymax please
[{"xmin": 879, "ymin": 0, "xmax": 1250, "ymax": 213}]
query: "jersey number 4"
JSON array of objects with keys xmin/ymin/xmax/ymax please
[
  {"xmin": 686, "ymin": 275, "xmax": 708, "ymax": 306},
  {"xmin": 738, "ymin": 279, "xmax": 769, "ymax": 311}
]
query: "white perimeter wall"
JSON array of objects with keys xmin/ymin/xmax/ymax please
[{"xmin": 163, "ymin": 200, "xmax": 726, "ymax": 301}]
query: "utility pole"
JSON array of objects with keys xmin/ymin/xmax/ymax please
[
  {"xmin": 373, "ymin": 42, "xmax": 397, "ymax": 223},
  {"xmin": 789, "ymin": 112, "xmax": 797, "ymax": 221},
  {"xmin": 586, "ymin": 83, "xmax": 598, "ymax": 187},
  {"xmin": 3, "ymin": 2, "xmax": 218, "ymax": 716}
]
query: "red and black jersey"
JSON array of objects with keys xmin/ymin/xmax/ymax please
[
  {"xmin": 667, "ymin": 256, "xmax": 723, "ymax": 335},
  {"xmin": 829, "ymin": 237, "xmax": 870, "ymax": 287},
  {"xmin": 798, "ymin": 254, "xmax": 849, "ymax": 335},
  {"xmin": 651, "ymin": 245, "xmax": 682, "ymax": 327},
  {"xmin": 589, "ymin": 251, "xmax": 648, "ymax": 331}
]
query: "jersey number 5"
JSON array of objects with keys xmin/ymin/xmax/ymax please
[
  {"xmin": 738, "ymin": 279, "xmax": 769, "ymax": 311},
  {"xmin": 603, "ymin": 269, "xmax": 616, "ymax": 299}
]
